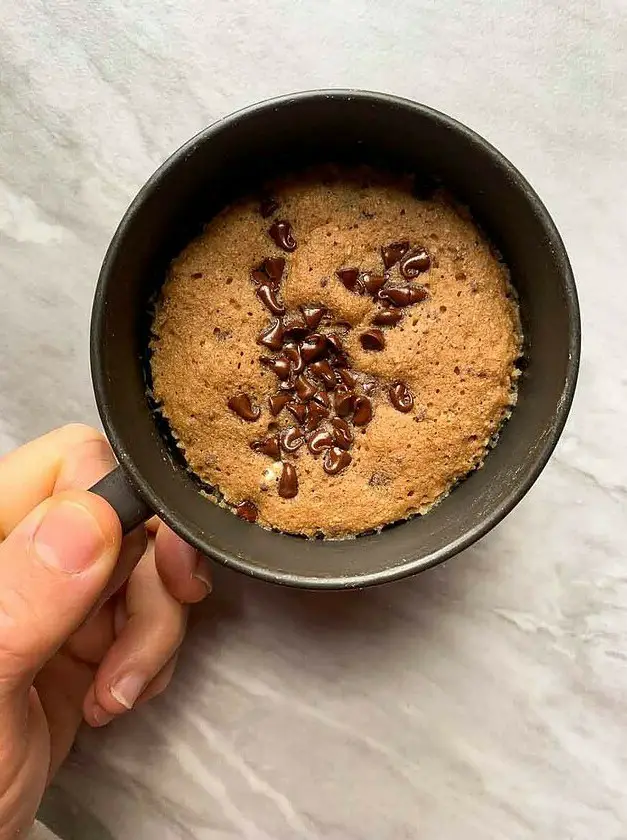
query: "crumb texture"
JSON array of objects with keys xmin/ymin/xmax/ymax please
[{"xmin": 150, "ymin": 171, "xmax": 521, "ymax": 537}]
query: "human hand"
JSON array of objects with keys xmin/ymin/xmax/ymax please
[{"xmin": 0, "ymin": 425, "xmax": 212, "ymax": 838}]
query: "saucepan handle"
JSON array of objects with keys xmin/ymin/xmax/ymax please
[{"xmin": 90, "ymin": 465, "xmax": 153, "ymax": 534}]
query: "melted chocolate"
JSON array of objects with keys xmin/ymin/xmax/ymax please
[
  {"xmin": 381, "ymin": 241, "xmax": 410, "ymax": 269},
  {"xmin": 323, "ymin": 447, "xmax": 352, "ymax": 475},
  {"xmin": 227, "ymin": 393, "xmax": 260, "ymax": 421},
  {"xmin": 389, "ymin": 381, "xmax": 414, "ymax": 412},
  {"xmin": 236, "ymin": 500, "xmax": 259, "ymax": 522},
  {"xmin": 269, "ymin": 219, "xmax": 297, "ymax": 252},
  {"xmin": 400, "ymin": 246, "xmax": 430, "ymax": 278},
  {"xmin": 258, "ymin": 319, "xmax": 285, "ymax": 350},
  {"xmin": 256, "ymin": 284, "xmax": 285, "ymax": 315},
  {"xmin": 251, "ymin": 435, "xmax": 281, "ymax": 459},
  {"xmin": 360, "ymin": 329, "xmax": 385, "ymax": 351},
  {"xmin": 278, "ymin": 462, "xmax": 299, "ymax": 497}
]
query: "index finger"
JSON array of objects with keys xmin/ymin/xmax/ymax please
[{"xmin": 0, "ymin": 424, "xmax": 109, "ymax": 540}]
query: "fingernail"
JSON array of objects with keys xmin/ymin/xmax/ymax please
[
  {"xmin": 34, "ymin": 501, "xmax": 106, "ymax": 574},
  {"xmin": 91, "ymin": 704, "xmax": 114, "ymax": 727},
  {"xmin": 192, "ymin": 556, "xmax": 213, "ymax": 593},
  {"xmin": 110, "ymin": 673, "xmax": 146, "ymax": 710}
]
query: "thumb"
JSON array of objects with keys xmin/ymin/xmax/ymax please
[{"xmin": 0, "ymin": 489, "xmax": 121, "ymax": 691}]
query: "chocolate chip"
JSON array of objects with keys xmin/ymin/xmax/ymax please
[
  {"xmin": 294, "ymin": 374, "xmax": 317, "ymax": 402},
  {"xmin": 305, "ymin": 400, "xmax": 330, "ymax": 431},
  {"xmin": 377, "ymin": 288, "xmax": 409, "ymax": 307},
  {"xmin": 258, "ymin": 319, "xmax": 285, "ymax": 350},
  {"xmin": 278, "ymin": 462, "xmax": 298, "ymax": 498},
  {"xmin": 334, "ymin": 386, "xmax": 355, "ymax": 417},
  {"xmin": 400, "ymin": 246, "xmax": 430, "ymax": 278},
  {"xmin": 353, "ymin": 396, "xmax": 373, "ymax": 426},
  {"xmin": 300, "ymin": 333, "xmax": 327, "ymax": 363},
  {"xmin": 227, "ymin": 393, "xmax": 260, "ymax": 421},
  {"xmin": 236, "ymin": 500, "xmax": 259, "ymax": 522},
  {"xmin": 251, "ymin": 435, "xmax": 281, "ymax": 459},
  {"xmin": 260, "ymin": 355, "xmax": 291, "ymax": 381},
  {"xmin": 263, "ymin": 256, "xmax": 286, "ymax": 285},
  {"xmin": 326, "ymin": 333, "xmax": 349, "ymax": 368},
  {"xmin": 280, "ymin": 426, "xmax": 304, "ymax": 454},
  {"xmin": 337, "ymin": 368, "xmax": 356, "ymax": 389},
  {"xmin": 389, "ymin": 381, "xmax": 414, "ymax": 412},
  {"xmin": 306, "ymin": 428, "xmax": 334, "ymax": 457},
  {"xmin": 377, "ymin": 286, "xmax": 427, "ymax": 307},
  {"xmin": 309, "ymin": 359, "xmax": 336, "ymax": 388},
  {"xmin": 287, "ymin": 401, "xmax": 308, "ymax": 424},
  {"xmin": 323, "ymin": 447, "xmax": 352, "ymax": 475},
  {"xmin": 259, "ymin": 196, "xmax": 279, "ymax": 217},
  {"xmin": 336, "ymin": 268, "xmax": 359, "ymax": 284},
  {"xmin": 360, "ymin": 329, "xmax": 385, "ymax": 351},
  {"xmin": 336, "ymin": 267, "xmax": 364, "ymax": 294},
  {"xmin": 331, "ymin": 417, "xmax": 353, "ymax": 450},
  {"xmin": 268, "ymin": 392, "xmax": 291, "ymax": 416},
  {"xmin": 408, "ymin": 286, "xmax": 429, "ymax": 303},
  {"xmin": 283, "ymin": 313, "xmax": 309, "ymax": 340},
  {"xmin": 381, "ymin": 241, "xmax": 410, "ymax": 269},
  {"xmin": 362, "ymin": 273, "xmax": 387, "ymax": 295},
  {"xmin": 269, "ymin": 219, "xmax": 297, "ymax": 252},
  {"xmin": 372, "ymin": 307, "xmax": 403, "ymax": 326},
  {"xmin": 302, "ymin": 304, "xmax": 325, "ymax": 330},
  {"xmin": 256, "ymin": 284, "xmax": 285, "ymax": 315},
  {"xmin": 278, "ymin": 377, "xmax": 296, "ymax": 392},
  {"xmin": 283, "ymin": 343, "xmax": 305, "ymax": 375},
  {"xmin": 325, "ymin": 332, "xmax": 344, "ymax": 357},
  {"xmin": 251, "ymin": 267, "xmax": 271, "ymax": 286},
  {"xmin": 312, "ymin": 390, "xmax": 331, "ymax": 407},
  {"xmin": 191, "ymin": 272, "xmax": 203, "ymax": 279}
]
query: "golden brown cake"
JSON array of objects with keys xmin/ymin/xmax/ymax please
[{"xmin": 150, "ymin": 170, "xmax": 521, "ymax": 537}]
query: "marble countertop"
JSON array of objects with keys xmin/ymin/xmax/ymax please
[{"xmin": 1, "ymin": 1, "xmax": 626, "ymax": 837}]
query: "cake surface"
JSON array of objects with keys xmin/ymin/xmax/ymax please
[{"xmin": 150, "ymin": 170, "xmax": 521, "ymax": 537}]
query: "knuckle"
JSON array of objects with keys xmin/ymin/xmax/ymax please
[
  {"xmin": 160, "ymin": 609, "xmax": 186, "ymax": 652},
  {"xmin": 60, "ymin": 423, "xmax": 106, "ymax": 446},
  {"xmin": 0, "ymin": 587, "xmax": 37, "ymax": 678},
  {"xmin": 157, "ymin": 606, "xmax": 187, "ymax": 653}
]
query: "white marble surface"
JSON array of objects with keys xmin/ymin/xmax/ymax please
[{"xmin": 1, "ymin": 1, "xmax": 627, "ymax": 837}]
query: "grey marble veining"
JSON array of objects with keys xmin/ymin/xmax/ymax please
[{"xmin": 1, "ymin": 1, "xmax": 626, "ymax": 837}]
